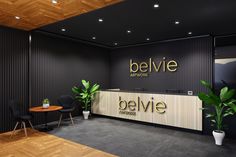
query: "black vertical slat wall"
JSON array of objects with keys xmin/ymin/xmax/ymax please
[
  {"xmin": 30, "ymin": 32, "xmax": 110, "ymax": 125},
  {"xmin": 0, "ymin": 27, "xmax": 111, "ymax": 132},
  {"xmin": 0, "ymin": 26, "xmax": 29, "ymax": 133},
  {"xmin": 110, "ymin": 36, "xmax": 213, "ymax": 94}
]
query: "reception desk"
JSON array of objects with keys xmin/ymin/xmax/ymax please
[{"xmin": 92, "ymin": 90, "xmax": 202, "ymax": 131}]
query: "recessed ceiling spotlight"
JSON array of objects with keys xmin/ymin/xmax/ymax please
[
  {"xmin": 154, "ymin": 4, "xmax": 159, "ymax": 8},
  {"xmin": 114, "ymin": 42, "xmax": 118, "ymax": 45},
  {"xmin": 188, "ymin": 32, "xmax": 192, "ymax": 35},
  {"xmin": 92, "ymin": 36, "xmax": 96, "ymax": 40},
  {"xmin": 146, "ymin": 38, "xmax": 150, "ymax": 41},
  {"xmin": 15, "ymin": 16, "xmax": 20, "ymax": 20},
  {"xmin": 52, "ymin": 0, "xmax": 58, "ymax": 4},
  {"xmin": 127, "ymin": 30, "xmax": 131, "ymax": 34},
  {"xmin": 61, "ymin": 28, "xmax": 66, "ymax": 32},
  {"xmin": 175, "ymin": 21, "xmax": 180, "ymax": 25},
  {"xmin": 98, "ymin": 18, "xmax": 103, "ymax": 22}
]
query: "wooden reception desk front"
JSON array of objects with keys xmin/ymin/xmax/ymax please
[{"xmin": 92, "ymin": 91, "xmax": 202, "ymax": 131}]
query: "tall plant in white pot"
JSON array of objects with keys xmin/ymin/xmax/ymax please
[
  {"xmin": 198, "ymin": 80, "xmax": 236, "ymax": 145},
  {"xmin": 72, "ymin": 80, "xmax": 100, "ymax": 119}
]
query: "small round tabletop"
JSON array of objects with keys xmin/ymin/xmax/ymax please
[{"xmin": 29, "ymin": 105, "xmax": 63, "ymax": 112}]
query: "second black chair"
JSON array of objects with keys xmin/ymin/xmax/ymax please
[
  {"xmin": 9, "ymin": 100, "xmax": 34, "ymax": 137},
  {"xmin": 57, "ymin": 95, "xmax": 75, "ymax": 127}
]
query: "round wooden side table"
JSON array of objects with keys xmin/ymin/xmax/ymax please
[{"xmin": 29, "ymin": 106, "xmax": 62, "ymax": 131}]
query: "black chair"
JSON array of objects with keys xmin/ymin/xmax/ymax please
[
  {"xmin": 57, "ymin": 95, "xmax": 75, "ymax": 127},
  {"xmin": 9, "ymin": 100, "xmax": 34, "ymax": 137}
]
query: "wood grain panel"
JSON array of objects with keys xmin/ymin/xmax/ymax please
[
  {"xmin": 92, "ymin": 91, "xmax": 203, "ymax": 131},
  {"xmin": 135, "ymin": 92, "xmax": 153, "ymax": 123},
  {"xmin": 93, "ymin": 91, "xmax": 109, "ymax": 116},
  {"xmin": 152, "ymin": 94, "xmax": 202, "ymax": 130},
  {"xmin": 107, "ymin": 92, "xmax": 119, "ymax": 117},
  {"xmin": 0, "ymin": 128, "xmax": 117, "ymax": 157},
  {"xmin": 0, "ymin": 0, "xmax": 122, "ymax": 30}
]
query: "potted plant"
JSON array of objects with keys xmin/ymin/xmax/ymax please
[
  {"xmin": 42, "ymin": 98, "xmax": 50, "ymax": 109},
  {"xmin": 72, "ymin": 80, "xmax": 100, "ymax": 119},
  {"xmin": 198, "ymin": 80, "xmax": 236, "ymax": 145}
]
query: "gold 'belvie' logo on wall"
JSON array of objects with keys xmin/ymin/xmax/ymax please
[
  {"xmin": 129, "ymin": 57, "xmax": 178, "ymax": 77},
  {"xmin": 118, "ymin": 96, "xmax": 167, "ymax": 116}
]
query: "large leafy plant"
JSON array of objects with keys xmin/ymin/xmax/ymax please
[
  {"xmin": 198, "ymin": 80, "xmax": 236, "ymax": 131},
  {"xmin": 72, "ymin": 80, "xmax": 100, "ymax": 111}
]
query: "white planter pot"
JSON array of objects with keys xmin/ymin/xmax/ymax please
[
  {"xmin": 43, "ymin": 103, "xmax": 50, "ymax": 109},
  {"xmin": 83, "ymin": 111, "xmax": 90, "ymax": 120},
  {"xmin": 212, "ymin": 130, "xmax": 225, "ymax": 145}
]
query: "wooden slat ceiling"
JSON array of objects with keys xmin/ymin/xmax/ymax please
[{"xmin": 0, "ymin": 0, "xmax": 122, "ymax": 31}]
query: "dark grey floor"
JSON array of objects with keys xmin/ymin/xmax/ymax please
[{"xmin": 45, "ymin": 116, "xmax": 236, "ymax": 157}]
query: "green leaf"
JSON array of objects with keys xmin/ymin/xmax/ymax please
[
  {"xmin": 82, "ymin": 80, "xmax": 89, "ymax": 89},
  {"xmin": 75, "ymin": 96, "xmax": 80, "ymax": 99},
  {"xmin": 221, "ymin": 89, "xmax": 235, "ymax": 102},
  {"xmin": 205, "ymin": 114, "xmax": 214, "ymax": 118},
  {"xmin": 72, "ymin": 87, "xmax": 77, "ymax": 94},
  {"xmin": 225, "ymin": 107, "xmax": 232, "ymax": 112},
  {"xmin": 72, "ymin": 86, "xmax": 78, "ymax": 90},
  {"xmin": 90, "ymin": 84, "xmax": 100, "ymax": 93},
  {"xmin": 220, "ymin": 87, "xmax": 228, "ymax": 101},
  {"xmin": 87, "ymin": 81, "xmax": 90, "ymax": 89},
  {"xmin": 211, "ymin": 119, "xmax": 216, "ymax": 123},
  {"xmin": 199, "ymin": 108, "xmax": 206, "ymax": 110},
  {"xmin": 198, "ymin": 92, "xmax": 215, "ymax": 105},
  {"xmin": 80, "ymin": 93, "xmax": 84, "ymax": 96},
  {"xmin": 200, "ymin": 80, "xmax": 212, "ymax": 90},
  {"xmin": 228, "ymin": 102, "xmax": 236, "ymax": 112},
  {"xmin": 82, "ymin": 89, "xmax": 87, "ymax": 93},
  {"xmin": 209, "ymin": 92, "xmax": 221, "ymax": 104},
  {"xmin": 223, "ymin": 112, "xmax": 234, "ymax": 117},
  {"xmin": 80, "ymin": 93, "xmax": 88, "ymax": 99},
  {"xmin": 230, "ymin": 99, "xmax": 236, "ymax": 103},
  {"xmin": 72, "ymin": 86, "xmax": 81, "ymax": 94}
]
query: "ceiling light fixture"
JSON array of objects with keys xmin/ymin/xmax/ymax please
[
  {"xmin": 188, "ymin": 32, "xmax": 192, "ymax": 35},
  {"xmin": 52, "ymin": 0, "xmax": 58, "ymax": 4},
  {"xmin": 114, "ymin": 42, "xmax": 118, "ymax": 45},
  {"xmin": 127, "ymin": 30, "xmax": 131, "ymax": 33},
  {"xmin": 154, "ymin": 4, "xmax": 159, "ymax": 8},
  {"xmin": 98, "ymin": 18, "xmax": 103, "ymax": 22},
  {"xmin": 15, "ymin": 16, "xmax": 20, "ymax": 20},
  {"xmin": 92, "ymin": 36, "xmax": 96, "ymax": 40},
  {"xmin": 61, "ymin": 28, "xmax": 66, "ymax": 32},
  {"xmin": 146, "ymin": 38, "xmax": 150, "ymax": 41},
  {"xmin": 175, "ymin": 21, "xmax": 180, "ymax": 25}
]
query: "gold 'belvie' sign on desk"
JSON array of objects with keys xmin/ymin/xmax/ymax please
[
  {"xmin": 92, "ymin": 91, "xmax": 202, "ymax": 131},
  {"xmin": 118, "ymin": 96, "xmax": 167, "ymax": 116}
]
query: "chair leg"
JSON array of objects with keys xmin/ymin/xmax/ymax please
[
  {"xmin": 10, "ymin": 122, "xmax": 19, "ymax": 137},
  {"xmin": 69, "ymin": 113, "xmax": 74, "ymax": 125},
  {"xmin": 21, "ymin": 122, "xmax": 23, "ymax": 129},
  {"xmin": 28, "ymin": 120, "xmax": 34, "ymax": 129},
  {"xmin": 58, "ymin": 114, "xmax": 62, "ymax": 127},
  {"xmin": 22, "ymin": 122, "xmax": 27, "ymax": 137}
]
